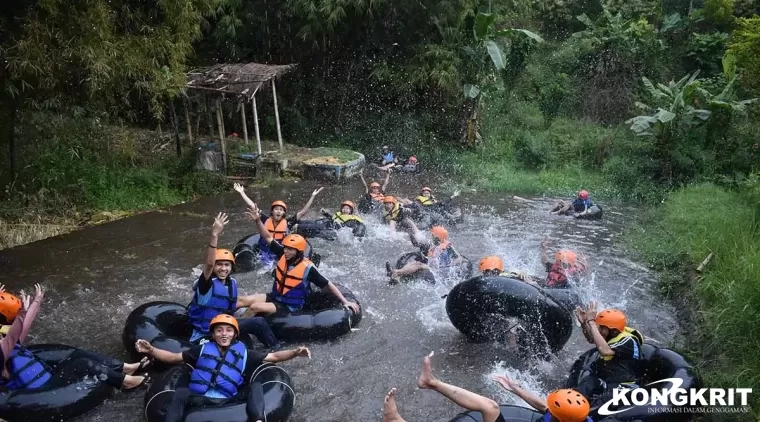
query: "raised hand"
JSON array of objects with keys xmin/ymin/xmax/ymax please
[
  {"xmin": 20, "ymin": 291, "xmax": 31, "ymax": 311},
  {"xmin": 33, "ymin": 283, "xmax": 44, "ymax": 301},
  {"xmin": 294, "ymin": 346, "xmax": 311, "ymax": 358},
  {"xmin": 311, "ymin": 187, "xmax": 325, "ymax": 197},
  {"xmin": 233, "ymin": 183, "xmax": 245, "ymax": 193},
  {"xmin": 211, "ymin": 212, "xmax": 229, "ymax": 237},
  {"xmin": 245, "ymin": 205, "xmax": 261, "ymax": 221},
  {"xmin": 492, "ymin": 374, "xmax": 518, "ymax": 392}
]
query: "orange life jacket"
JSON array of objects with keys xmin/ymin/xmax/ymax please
[
  {"xmin": 272, "ymin": 257, "xmax": 313, "ymax": 308},
  {"xmin": 264, "ymin": 218, "xmax": 289, "ymax": 241}
]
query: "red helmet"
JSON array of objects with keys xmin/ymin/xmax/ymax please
[
  {"xmin": 578, "ymin": 190, "xmax": 589, "ymax": 200},
  {"xmin": 408, "ymin": 156, "xmax": 418, "ymax": 163}
]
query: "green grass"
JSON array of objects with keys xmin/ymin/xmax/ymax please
[
  {"xmin": 626, "ymin": 184, "xmax": 760, "ymax": 416},
  {"xmin": 0, "ymin": 114, "xmax": 229, "ymax": 223}
]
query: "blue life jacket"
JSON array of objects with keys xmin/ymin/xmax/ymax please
[
  {"xmin": 2, "ymin": 343, "xmax": 53, "ymax": 390},
  {"xmin": 382, "ymin": 152, "xmax": 395, "ymax": 163},
  {"xmin": 189, "ymin": 340, "xmax": 247, "ymax": 398},
  {"xmin": 188, "ymin": 277, "xmax": 238, "ymax": 335},
  {"xmin": 542, "ymin": 412, "xmax": 593, "ymax": 421},
  {"xmin": 257, "ymin": 227, "xmax": 281, "ymax": 266},
  {"xmin": 572, "ymin": 198, "xmax": 592, "ymax": 212},
  {"xmin": 270, "ymin": 257, "xmax": 313, "ymax": 309}
]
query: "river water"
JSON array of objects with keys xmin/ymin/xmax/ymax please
[{"xmin": 0, "ymin": 176, "xmax": 679, "ymax": 421}]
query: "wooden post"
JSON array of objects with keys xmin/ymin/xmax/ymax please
[
  {"xmin": 252, "ymin": 94, "xmax": 262, "ymax": 156},
  {"xmin": 183, "ymin": 96, "xmax": 193, "ymax": 143},
  {"xmin": 271, "ymin": 79, "xmax": 284, "ymax": 152},
  {"xmin": 205, "ymin": 95, "xmax": 214, "ymax": 136},
  {"xmin": 239, "ymin": 100, "xmax": 249, "ymax": 145},
  {"xmin": 215, "ymin": 98, "xmax": 227, "ymax": 173},
  {"xmin": 169, "ymin": 98, "xmax": 182, "ymax": 157}
]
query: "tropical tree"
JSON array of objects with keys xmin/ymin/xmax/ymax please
[{"xmin": 626, "ymin": 64, "xmax": 756, "ymax": 184}]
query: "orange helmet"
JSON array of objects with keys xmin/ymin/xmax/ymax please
[
  {"xmin": 431, "ymin": 226, "xmax": 448, "ymax": 241},
  {"xmin": 546, "ymin": 389, "xmax": 590, "ymax": 422},
  {"xmin": 0, "ymin": 293, "xmax": 22, "ymax": 325},
  {"xmin": 595, "ymin": 309, "xmax": 627, "ymax": 332},
  {"xmin": 578, "ymin": 190, "xmax": 590, "ymax": 200},
  {"xmin": 341, "ymin": 200, "xmax": 356, "ymax": 212},
  {"xmin": 555, "ymin": 250, "xmax": 577, "ymax": 265},
  {"xmin": 209, "ymin": 314, "xmax": 239, "ymax": 336},
  {"xmin": 382, "ymin": 196, "xmax": 396, "ymax": 204},
  {"xmin": 421, "ymin": 186, "xmax": 432, "ymax": 193},
  {"xmin": 215, "ymin": 249, "xmax": 236, "ymax": 264},
  {"xmin": 369, "ymin": 182, "xmax": 381, "ymax": 189},
  {"xmin": 282, "ymin": 234, "xmax": 307, "ymax": 252},
  {"xmin": 271, "ymin": 200, "xmax": 288, "ymax": 212},
  {"xmin": 479, "ymin": 256, "xmax": 504, "ymax": 273}
]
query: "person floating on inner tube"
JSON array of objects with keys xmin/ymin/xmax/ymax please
[
  {"xmin": 383, "ymin": 353, "xmax": 592, "ymax": 422},
  {"xmin": 490, "ymin": 240, "xmax": 587, "ymax": 289},
  {"xmin": 399, "ymin": 155, "xmax": 419, "ymax": 173},
  {"xmin": 1, "ymin": 284, "xmax": 151, "ymax": 392},
  {"xmin": 319, "ymin": 200, "xmax": 364, "ymax": 229},
  {"xmin": 550, "ymin": 190, "xmax": 602, "ymax": 219},
  {"xmin": 492, "ymin": 375, "xmax": 593, "ymax": 422},
  {"xmin": 188, "ymin": 212, "xmax": 281, "ymax": 349},
  {"xmin": 234, "ymin": 183, "xmax": 324, "ymax": 265},
  {"xmin": 241, "ymin": 203, "xmax": 361, "ymax": 316},
  {"xmin": 360, "ymin": 170, "xmax": 392, "ymax": 206},
  {"xmin": 376, "ymin": 145, "xmax": 400, "ymax": 171},
  {"xmin": 381, "ymin": 195, "xmax": 421, "ymax": 235},
  {"xmin": 478, "ymin": 256, "xmax": 510, "ymax": 277},
  {"xmin": 135, "ymin": 314, "xmax": 311, "ymax": 422},
  {"xmin": 385, "ymin": 226, "xmax": 462, "ymax": 284},
  {"xmin": 574, "ymin": 302, "xmax": 644, "ymax": 402}
]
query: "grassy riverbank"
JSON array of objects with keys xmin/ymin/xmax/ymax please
[
  {"xmin": 626, "ymin": 184, "xmax": 760, "ymax": 416},
  {"xmin": 0, "ymin": 115, "xmax": 229, "ymax": 249}
]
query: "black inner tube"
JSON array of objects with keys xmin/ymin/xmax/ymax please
[{"xmin": 445, "ymin": 276, "xmax": 574, "ymax": 353}]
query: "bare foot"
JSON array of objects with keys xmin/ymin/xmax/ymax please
[
  {"xmin": 123, "ymin": 362, "xmax": 138, "ymax": 375},
  {"xmin": 417, "ymin": 355, "xmax": 437, "ymax": 389},
  {"xmin": 123, "ymin": 357, "xmax": 149, "ymax": 375},
  {"xmin": 122, "ymin": 374, "xmax": 149, "ymax": 390},
  {"xmin": 383, "ymin": 388, "xmax": 406, "ymax": 422}
]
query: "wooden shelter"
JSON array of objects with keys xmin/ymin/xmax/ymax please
[{"xmin": 185, "ymin": 62, "xmax": 296, "ymax": 171}]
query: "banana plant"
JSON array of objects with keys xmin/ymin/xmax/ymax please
[{"xmin": 460, "ymin": 10, "xmax": 543, "ymax": 146}]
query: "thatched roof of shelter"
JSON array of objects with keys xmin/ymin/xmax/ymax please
[{"xmin": 186, "ymin": 63, "xmax": 296, "ymax": 97}]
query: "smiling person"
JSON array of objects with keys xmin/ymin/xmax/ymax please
[
  {"xmin": 240, "ymin": 204, "xmax": 360, "ymax": 317},
  {"xmin": 234, "ymin": 183, "xmax": 324, "ymax": 264},
  {"xmin": 2, "ymin": 284, "xmax": 150, "ymax": 392},
  {"xmin": 187, "ymin": 212, "xmax": 280, "ymax": 349},
  {"xmin": 136, "ymin": 314, "xmax": 311, "ymax": 422}
]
